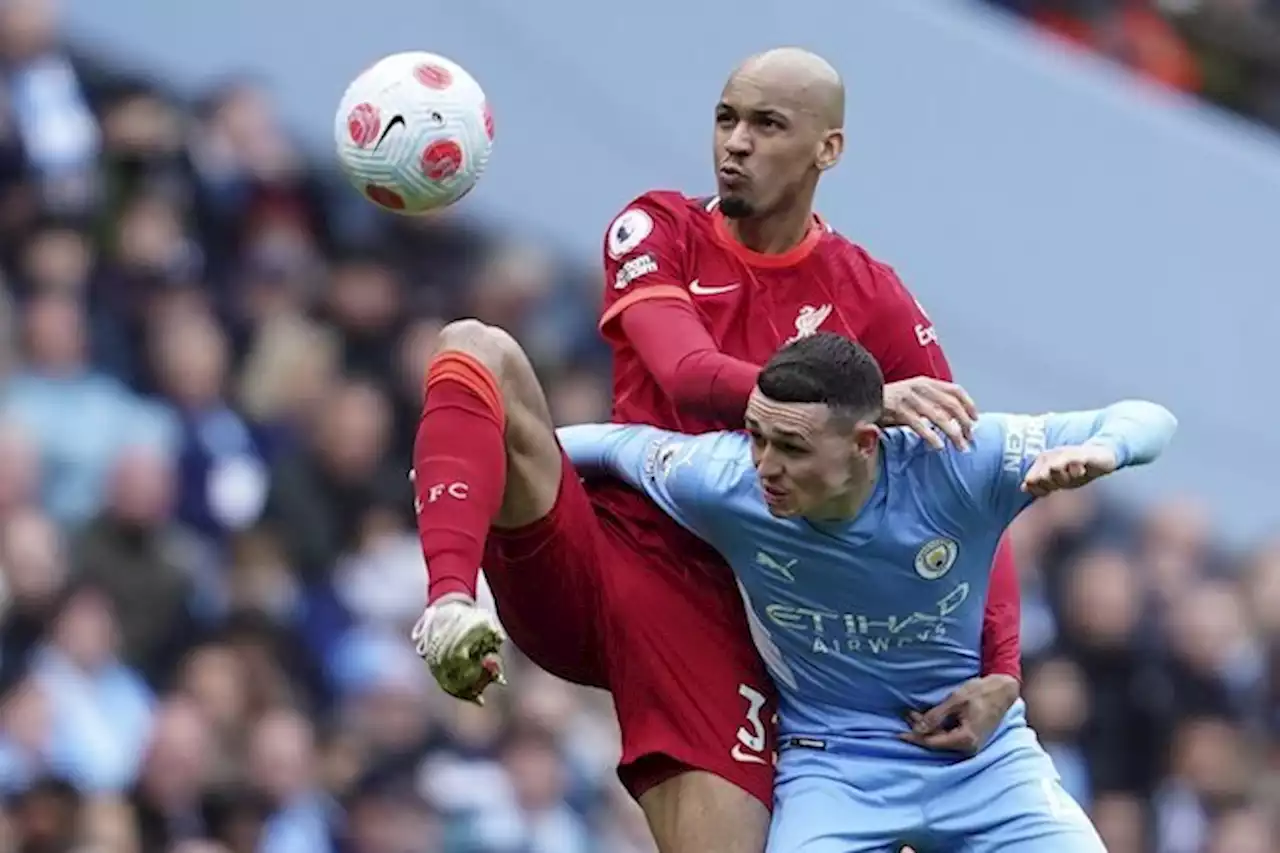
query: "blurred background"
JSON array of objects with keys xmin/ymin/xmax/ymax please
[{"xmin": 0, "ymin": 1, "xmax": 1272, "ymax": 852}]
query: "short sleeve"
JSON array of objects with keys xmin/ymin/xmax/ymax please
[
  {"xmin": 949, "ymin": 410, "xmax": 1122, "ymax": 524},
  {"xmin": 598, "ymin": 193, "xmax": 693, "ymax": 343},
  {"xmin": 946, "ymin": 413, "xmax": 1051, "ymax": 525}
]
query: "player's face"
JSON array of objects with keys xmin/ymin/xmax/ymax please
[
  {"xmin": 745, "ymin": 393, "xmax": 879, "ymax": 519},
  {"xmin": 713, "ymin": 75, "xmax": 840, "ymax": 220}
]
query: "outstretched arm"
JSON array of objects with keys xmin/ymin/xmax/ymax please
[{"xmin": 967, "ymin": 400, "xmax": 1177, "ymax": 521}]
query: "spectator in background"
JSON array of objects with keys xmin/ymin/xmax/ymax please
[
  {"xmin": 93, "ymin": 189, "xmax": 206, "ymax": 389},
  {"xmin": 265, "ymin": 379, "xmax": 405, "ymax": 581},
  {"xmin": 322, "ymin": 254, "xmax": 404, "ymax": 381},
  {"xmin": 0, "ymin": 0, "xmax": 100, "ymax": 214},
  {"xmin": 151, "ymin": 308, "xmax": 270, "ymax": 548},
  {"xmin": 1155, "ymin": 715, "xmax": 1254, "ymax": 853},
  {"xmin": 1163, "ymin": 580, "xmax": 1263, "ymax": 719},
  {"xmin": 70, "ymin": 446, "xmax": 200, "ymax": 683},
  {"xmin": 1058, "ymin": 547, "xmax": 1171, "ymax": 794},
  {"xmin": 130, "ymin": 699, "xmax": 216, "ymax": 853},
  {"xmin": 482, "ymin": 727, "xmax": 592, "ymax": 853},
  {"xmin": 1023, "ymin": 656, "xmax": 1093, "ymax": 807},
  {"xmin": 15, "ymin": 218, "xmax": 92, "ymax": 297},
  {"xmin": 236, "ymin": 310, "xmax": 340, "ymax": 448},
  {"xmin": 2, "ymin": 289, "xmax": 175, "ymax": 524},
  {"xmin": 29, "ymin": 581, "xmax": 152, "ymax": 793},
  {"xmin": 0, "ymin": 509, "xmax": 66, "ymax": 689},
  {"xmin": 172, "ymin": 644, "xmax": 253, "ymax": 781},
  {"xmin": 327, "ymin": 629, "xmax": 434, "ymax": 766},
  {"xmin": 340, "ymin": 778, "xmax": 442, "ymax": 853},
  {"xmin": 94, "ymin": 80, "xmax": 190, "ymax": 247},
  {"xmin": 247, "ymin": 708, "xmax": 334, "ymax": 853}
]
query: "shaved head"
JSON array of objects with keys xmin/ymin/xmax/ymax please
[
  {"xmin": 713, "ymin": 48, "xmax": 846, "ymax": 225},
  {"xmin": 729, "ymin": 48, "xmax": 845, "ymax": 130}
]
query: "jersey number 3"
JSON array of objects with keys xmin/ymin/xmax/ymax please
[{"xmin": 732, "ymin": 684, "xmax": 775, "ymax": 766}]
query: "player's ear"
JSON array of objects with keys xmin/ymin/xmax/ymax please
[
  {"xmin": 852, "ymin": 422, "xmax": 879, "ymax": 457},
  {"xmin": 816, "ymin": 128, "xmax": 843, "ymax": 172}
]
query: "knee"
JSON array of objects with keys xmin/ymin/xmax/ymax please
[{"xmin": 433, "ymin": 319, "xmax": 524, "ymax": 381}]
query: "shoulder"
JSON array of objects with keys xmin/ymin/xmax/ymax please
[
  {"xmin": 662, "ymin": 429, "xmax": 752, "ymax": 471},
  {"xmin": 881, "ymin": 425, "xmax": 984, "ymax": 501},
  {"xmin": 810, "ymin": 226, "xmax": 911, "ymax": 298},
  {"xmin": 884, "ymin": 416, "xmax": 1024, "ymax": 471},
  {"xmin": 879, "ymin": 426, "xmax": 941, "ymax": 477},
  {"xmin": 655, "ymin": 430, "xmax": 756, "ymax": 496},
  {"xmin": 604, "ymin": 190, "xmax": 707, "ymax": 259}
]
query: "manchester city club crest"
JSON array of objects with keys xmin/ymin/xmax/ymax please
[{"xmin": 914, "ymin": 537, "xmax": 959, "ymax": 580}]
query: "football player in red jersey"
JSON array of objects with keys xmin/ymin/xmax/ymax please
[{"xmin": 411, "ymin": 48, "xmax": 1022, "ymax": 853}]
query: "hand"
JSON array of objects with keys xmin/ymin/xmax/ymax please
[
  {"xmin": 881, "ymin": 378, "xmax": 978, "ymax": 451},
  {"xmin": 899, "ymin": 674, "xmax": 1020, "ymax": 754},
  {"xmin": 1020, "ymin": 444, "xmax": 1118, "ymax": 498},
  {"xmin": 410, "ymin": 594, "xmax": 508, "ymax": 705}
]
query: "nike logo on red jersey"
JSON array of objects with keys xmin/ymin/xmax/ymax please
[{"xmin": 688, "ymin": 279, "xmax": 740, "ymax": 296}]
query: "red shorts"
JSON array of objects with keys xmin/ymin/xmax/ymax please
[{"xmin": 482, "ymin": 452, "xmax": 776, "ymax": 808}]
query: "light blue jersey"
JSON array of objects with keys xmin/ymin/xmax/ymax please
[{"xmin": 560, "ymin": 402, "xmax": 1174, "ymax": 852}]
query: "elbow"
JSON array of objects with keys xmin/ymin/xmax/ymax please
[
  {"xmin": 661, "ymin": 368, "xmax": 715, "ymax": 414},
  {"xmin": 668, "ymin": 383, "xmax": 710, "ymax": 413},
  {"xmin": 1126, "ymin": 400, "xmax": 1178, "ymax": 436},
  {"xmin": 1112, "ymin": 400, "xmax": 1178, "ymax": 462}
]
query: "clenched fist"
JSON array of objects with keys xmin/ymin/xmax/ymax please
[{"xmin": 1021, "ymin": 443, "xmax": 1118, "ymax": 498}]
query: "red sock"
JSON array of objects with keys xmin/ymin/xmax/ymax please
[{"xmin": 413, "ymin": 351, "xmax": 507, "ymax": 603}]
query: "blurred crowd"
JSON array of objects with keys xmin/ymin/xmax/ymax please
[
  {"xmin": 983, "ymin": 0, "xmax": 1280, "ymax": 131},
  {"xmin": 0, "ymin": 0, "xmax": 1273, "ymax": 852}
]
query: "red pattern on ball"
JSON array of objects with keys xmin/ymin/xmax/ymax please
[
  {"xmin": 347, "ymin": 103, "xmax": 381, "ymax": 148},
  {"xmin": 421, "ymin": 139, "xmax": 464, "ymax": 182},
  {"xmin": 414, "ymin": 64, "xmax": 453, "ymax": 90},
  {"xmin": 482, "ymin": 101, "xmax": 495, "ymax": 140},
  {"xmin": 364, "ymin": 184, "xmax": 406, "ymax": 210}
]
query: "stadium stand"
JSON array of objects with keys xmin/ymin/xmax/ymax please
[{"xmin": 983, "ymin": 0, "xmax": 1280, "ymax": 132}]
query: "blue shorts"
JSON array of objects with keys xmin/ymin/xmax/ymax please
[{"xmin": 766, "ymin": 718, "xmax": 1105, "ymax": 852}]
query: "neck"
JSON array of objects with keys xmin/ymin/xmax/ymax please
[{"xmin": 724, "ymin": 201, "xmax": 814, "ymax": 254}]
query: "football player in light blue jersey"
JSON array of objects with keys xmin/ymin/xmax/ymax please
[{"xmin": 558, "ymin": 332, "xmax": 1175, "ymax": 853}]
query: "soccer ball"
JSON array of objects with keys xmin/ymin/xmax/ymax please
[{"xmin": 335, "ymin": 52, "xmax": 493, "ymax": 214}]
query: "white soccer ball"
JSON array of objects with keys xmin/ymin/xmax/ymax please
[{"xmin": 334, "ymin": 52, "xmax": 493, "ymax": 214}]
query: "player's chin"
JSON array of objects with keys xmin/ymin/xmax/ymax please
[
  {"xmin": 763, "ymin": 497, "xmax": 799, "ymax": 518},
  {"xmin": 717, "ymin": 189, "xmax": 754, "ymax": 219}
]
